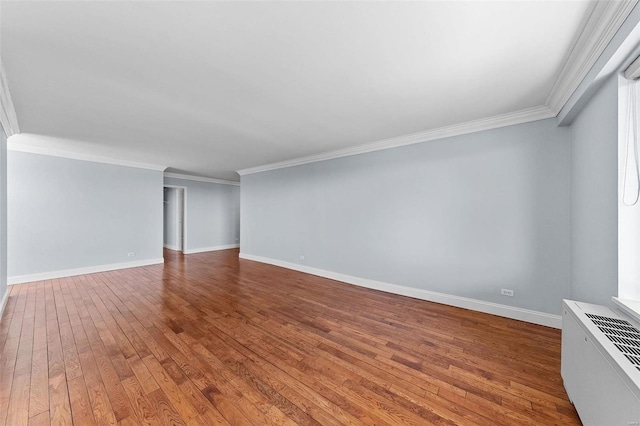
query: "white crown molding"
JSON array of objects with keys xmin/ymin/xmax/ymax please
[
  {"xmin": 239, "ymin": 252, "xmax": 562, "ymax": 328},
  {"xmin": 7, "ymin": 139, "xmax": 167, "ymax": 171},
  {"xmin": 237, "ymin": 105, "xmax": 555, "ymax": 176},
  {"xmin": 546, "ymin": 0, "xmax": 639, "ymax": 114},
  {"xmin": 8, "ymin": 257, "xmax": 165, "ymax": 285},
  {"xmin": 183, "ymin": 244, "xmax": 239, "ymax": 255},
  {"xmin": 237, "ymin": 0, "xmax": 640, "ymax": 179},
  {"xmin": 0, "ymin": 60, "xmax": 20, "ymax": 137},
  {"xmin": 164, "ymin": 172, "xmax": 240, "ymax": 186}
]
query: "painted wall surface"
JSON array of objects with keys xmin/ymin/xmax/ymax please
[
  {"xmin": 163, "ymin": 177, "xmax": 240, "ymax": 251},
  {"xmin": 163, "ymin": 187, "xmax": 180, "ymax": 250},
  {"xmin": 241, "ymin": 118, "xmax": 571, "ymax": 315},
  {"xmin": 8, "ymin": 151, "xmax": 163, "ymax": 277},
  {"xmin": 0, "ymin": 131, "xmax": 6, "ymax": 307},
  {"xmin": 570, "ymin": 74, "xmax": 619, "ymax": 305}
]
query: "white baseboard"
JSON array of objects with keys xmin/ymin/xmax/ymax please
[
  {"xmin": 239, "ymin": 252, "xmax": 562, "ymax": 329},
  {"xmin": 0, "ymin": 288, "xmax": 9, "ymax": 321},
  {"xmin": 8, "ymin": 258, "xmax": 165, "ymax": 285},
  {"xmin": 184, "ymin": 244, "xmax": 240, "ymax": 255},
  {"xmin": 163, "ymin": 244, "xmax": 182, "ymax": 251}
]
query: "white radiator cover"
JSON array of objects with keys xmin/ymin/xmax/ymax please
[{"xmin": 562, "ymin": 300, "xmax": 640, "ymax": 426}]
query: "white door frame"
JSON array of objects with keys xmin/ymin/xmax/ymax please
[{"xmin": 164, "ymin": 185, "xmax": 188, "ymax": 252}]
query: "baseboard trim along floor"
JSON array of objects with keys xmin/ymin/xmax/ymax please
[
  {"xmin": 239, "ymin": 252, "xmax": 562, "ymax": 329},
  {"xmin": 7, "ymin": 257, "xmax": 165, "ymax": 285}
]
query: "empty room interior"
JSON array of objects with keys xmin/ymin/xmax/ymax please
[{"xmin": 3, "ymin": 1, "xmax": 640, "ymax": 425}]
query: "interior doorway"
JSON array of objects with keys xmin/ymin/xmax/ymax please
[{"xmin": 163, "ymin": 186, "xmax": 187, "ymax": 252}]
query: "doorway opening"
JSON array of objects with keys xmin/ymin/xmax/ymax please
[{"xmin": 163, "ymin": 186, "xmax": 187, "ymax": 252}]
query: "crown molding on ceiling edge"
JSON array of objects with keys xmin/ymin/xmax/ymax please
[
  {"xmin": 236, "ymin": 1, "xmax": 640, "ymax": 177},
  {"xmin": 164, "ymin": 172, "xmax": 240, "ymax": 186},
  {"xmin": 0, "ymin": 61, "xmax": 20, "ymax": 137},
  {"xmin": 546, "ymin": 0, "xmax": 639, "ymax": 114},
  {"xmin": 7, "ymin": 139, "xmax": 167, "ymax": 171},
  {"xmin": 237, "ymin": 105, "xmax": 555, "ymax": 176},
  {"xmin": 6, "ymin": 2, "xmax": 634, "ymax": 178}
]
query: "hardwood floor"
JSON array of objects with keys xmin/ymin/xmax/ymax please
[{"xmin": 0, "ymin": 248, "xmax": 580, "ymax": 425}]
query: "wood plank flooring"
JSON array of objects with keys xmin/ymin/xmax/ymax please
[{"xmin": 0, "ymin": 248, "xmax": 581, "ymax": 425}]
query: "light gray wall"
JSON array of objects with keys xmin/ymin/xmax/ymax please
[
  {"xmin": 163, "ymin": 187, "xmax": 179, "ymax": 249},
  {"xmin": 8, "ymin": 151, "xmax": 163, "ymax": 277},
  {"xmin": 569, "ymin": 74, "xmax": 619, "ymax": 305},
  {"xmin": 241, "ymin": 118, "xmax": 571, "ymax": 315},
  {"xmin": 0, "ymin": 130, "xmax": 6, "ymax": 305},
  {"xmin": 163, "ymin": 177, "xmax": 240, "ymax": 251}
]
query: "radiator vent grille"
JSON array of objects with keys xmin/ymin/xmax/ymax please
[
  {"xmin": 606, "ymin": 334, "xmax": 640, "ymax": 347},
  {"xmin": 586, "ymin": 313, "xmax": 631, "ymax": 325},
  {"xmin": 586, "ymin": 313, "xmax": 640, "ymax": 372},
  {"xmin": 591, "ymin": 319, "xmax": 639, "ymax": 333}
]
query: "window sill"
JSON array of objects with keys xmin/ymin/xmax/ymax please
[{"xmin": 612, "ymin": 297, "xmax": 640, "ymax": 324}]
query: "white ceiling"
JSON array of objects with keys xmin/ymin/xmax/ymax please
[{"xmin": 2, "ymin": 1, "xmax": 595, "ymax": 181}]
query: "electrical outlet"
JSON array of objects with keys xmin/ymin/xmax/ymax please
[
  {"xmin": 501, "ymin": 288, "xmax": 514, "ymax": 297},
  {"xmin": 127, "ymin": 252, "xmax": 135, "ymax": 257},
  {"xmin": 299, "ymin": 255, "xmax": 305, "ymax": 261}
]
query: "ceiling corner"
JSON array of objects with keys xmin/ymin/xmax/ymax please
[{"xmin": 546, "ymin": 0, "xmax": 639, "ymax": 114}]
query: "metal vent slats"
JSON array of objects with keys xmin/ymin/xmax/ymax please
[
  {"xmin": 591, "ymin": 319, "xmax": 639, "ymax": 333},
  {"xmin": 615, "ymin": 343, "xmax": 640, "ymax": 357},
  {"xmin": 586, "ymin": 313, "xmax": 632, "ymax": 326},
  {"xmin": 586, "ymin": 313, "xmax": 640, "ymax": 373},
  {"xmin": 624, "ymin": 353, "xmax": 640, "ymax": 367},
  {"xmin": 598, "ymin": 327, "xmax": 640, "ymax": 340},
  {"xmin": 605, "ymin": 334, "xmax": 640, "ymax": 347}
]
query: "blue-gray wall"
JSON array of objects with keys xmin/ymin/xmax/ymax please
[
  {"xmin": 241, "ymin": 118, "xmax": 571, "ymax": 315},
  {"xmin": 164, "ymin": 177, "xmax": 240, "ymax": 252},
  {"xmin": 8, "ymin": 151, "xmax": 163, "ymax": 278},
  {"xmin": 569, "ymin": 74, "xmax": 619, "ymax": 306},
  {"xmin": 0, "ymin": 130, "xmax": 6, "ymax": 308}
]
